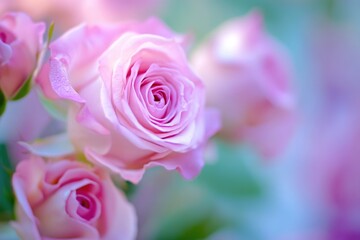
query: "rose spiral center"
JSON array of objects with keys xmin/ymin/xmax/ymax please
[
  {"xmin": 75, "ymin": 193, "xmax": 98, "ymax": 221},
  {"xmin": 0, "ymin": 28, "xmax": 15, "ymax": 44}
]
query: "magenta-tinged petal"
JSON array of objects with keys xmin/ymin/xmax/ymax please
[
  {"xmin": 36, "ymin": 63, "xmax": 59, "ymax": 99},
  {"xmin": 74, "ymin": 192, "xmax": 101, "ymax": 222},
  {"xmin": 48, "ymin": 58, "xmax": 84, "ymax": 103},
  {"xmin": 0, "ymin": 12, "xmax": 45, "ymax": 58}
]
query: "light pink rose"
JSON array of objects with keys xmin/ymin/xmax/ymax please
[
  {"xmin": 191, "ymin": 11, "xmax": 296, "ymax": 158},
  {"xmin": 38, "ymin": 18, "xmax": 220, "ymax": 183},
  {"xmin": 0, "ymin": 12, "xmax": 44, "ymax": 99},
  {"xmin": 12, "ymin": 156, "xmax": 137, "ymax": 240}
]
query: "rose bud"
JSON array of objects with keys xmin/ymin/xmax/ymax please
[
  {"xmin": 12, "ymin": 156, "xmax": 137, "ymax": 239},
  {"xmin": 0, "ymin": 12, "xmax": 44, "ymax": 101}
]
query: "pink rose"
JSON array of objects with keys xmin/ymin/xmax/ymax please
[
  {"xmin": 12, "ymin": 156, "xmax": 137, "ymax": 239},
  {"xmin": 191, "ymin": 11, "xmax": 296, "ymax": 158},
  {"xmin": 38, "ymin": 18, "xmax": 220, "ymax": 183},
  {"xmin": 0, "ymin": 12, "xmax": 44, "ymax": 99}
]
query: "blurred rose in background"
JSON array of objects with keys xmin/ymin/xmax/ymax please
[{"xmin": 192, "ymin": 11, "xmax": 296, "ymax": 159}]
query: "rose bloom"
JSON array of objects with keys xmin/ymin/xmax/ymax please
[
  {"xmin": 12, "ymin": 156, "xmax": 137, "ymax": 240},
  {"xmin": 38, "ymin": 18, "xmax": 220, "ymax": 183},
  {"xmin": 192, "ymin": 11, "xmax": 296, "ymax": 158},
  {"xmin": 0, "ymin": 12, "xmax": 44, "ymax": 99}
]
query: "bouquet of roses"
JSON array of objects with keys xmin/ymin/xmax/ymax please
[{"xmin": 0, "ymin": 1, "xmax": 297, "ymax": 239}]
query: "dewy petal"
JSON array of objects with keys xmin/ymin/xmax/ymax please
[
  {"xmin": 49, "ymin": 58, "xmax": 84, "ymax": 103},
  {"xmin": 45, "ymin": 23, "xmax": 126, "ymax": 101},
  {"xmin": 49, "ymin": 24, "xmax": 121, "ymax": 73},
  {"xmin": 36, "ymin": 62, "xmax": 60, "ymax": 99}
]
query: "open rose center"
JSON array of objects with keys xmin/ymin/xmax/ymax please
[
  {"xmin": 0, "ymin": 28, "xmax": 16, "ymax": 44},
  {"xmin": 151, "ymin": 85, "xmax": 167, "ymax": 107},
  {"xmin": 74, "ymin": 191, "xmax": 100, "ymax": 222},
  {"xmin": 141, "ymin": 79, "xmax": 172, "ymax": 120}
]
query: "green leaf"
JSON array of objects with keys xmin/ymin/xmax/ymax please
[
  {"xmin": 123, "ymin": 181, "xmax": 136, "ymax": 197},
  {"xmin": 151, "ymin": 181, "xmax": 228, "ymax": 240},
  {"xmin": 47, "ymin": 22, "xmax": 55, "ymax": 46},
  {"xmin": 11, "ymin": 75, "xmax": 32, "ymax": 101},
  {"xmin": 198, "ymin": 141, "xmax": 265, "ymax": 199},
  {"xmin": 167, "ymin": 213, "xmax": 226, "ymax": 240},
  {"xmin": 0, "ymin": 90, "xmax": 6, "ymax": 116},
  {"xmin": 0, "ymin": 144, "xmax": 15, "ymax": 222}
]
